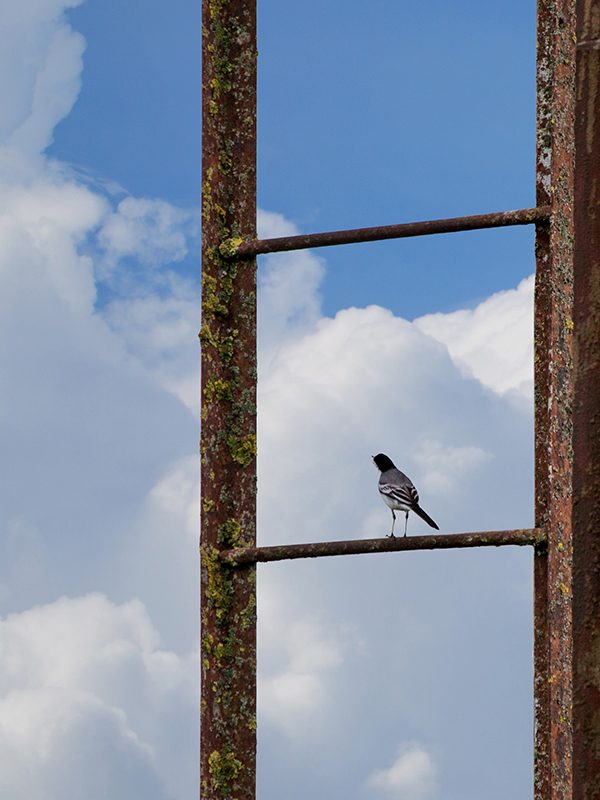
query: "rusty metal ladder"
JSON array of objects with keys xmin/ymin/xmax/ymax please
[{"xmin": 200, "ymin": 2, "xmax": 600, "ymax": 798}]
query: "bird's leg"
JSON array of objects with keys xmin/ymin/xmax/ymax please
[
  {"xmin": 389, "ymin": 509, "xmax": 396, "ymax": 538},
  {"xmin": 404, "ymin": 511, "xmax": 408, "ymax": 537}
]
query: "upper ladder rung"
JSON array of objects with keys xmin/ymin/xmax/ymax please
[{"xmin": 224, "ymin": 206, "xmax": 551, "ymax": 258}]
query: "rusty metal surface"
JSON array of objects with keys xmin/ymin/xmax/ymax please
[
  {"xmin": 572, "ymin": 4, "xmax": 600, "ymax": 800},
  {"xmin": 200, "ymin": 0, "xmax": 258, "ymax": 797},
  {"xmin": 226, "ymin": 206, "xmax": 550, "ymax": 258},
  {"xmin": 533, "ymin": 3, "xmax": 575, "ymax": 800},
  {"xmin": 576, "ymin": 36, "xmax": 600, "ymax": 50},
  {"xmin": 197, "ymin": 3, "xmax": 588, "ymax": 800},
  {"xmin": 219, "ymin": 529, "xmax": 546, "ymax": 566}
]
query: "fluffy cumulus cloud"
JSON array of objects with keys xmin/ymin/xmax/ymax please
[
  {"xmin": 415, "ymin": 274, "xmax": 534, "ymax": 402},
  {"xmin": 257, "ymin": 291, "xmax": 533, "ymax": 548},
  {"xmin": 254, "ymin": 246, "xmax": 534, "ymax": 800},
  {"xmin": 0, "ymin": 1, "xmax": 200, "ymax": 795},
  {"xmin": 257, "ymin": 575, "xmax": 345, "ymax": 737},
  {"xmin": 0, "ymin": 594, "xmax": 198, "ymax": 800},
  {"xmin": 0, "ymin": 1, "xmax": 536, "ymax": 798}
]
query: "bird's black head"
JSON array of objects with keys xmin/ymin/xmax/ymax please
[{"xmin": 372, "ymin": 453, "xmax": 396, "ymax": 472}]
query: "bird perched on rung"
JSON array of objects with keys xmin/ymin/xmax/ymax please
[{"xmin": 372, "ymin": 453, "xmax": 439, "ymax": 537}]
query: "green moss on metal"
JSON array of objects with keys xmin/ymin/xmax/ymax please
[
  {"xmin": 218, "ymin": 264, "xmax": 238, "ymax": 306},
  {"xmin": 227, "ymin": 433, "xmax": 256, "ymax": 467},
  {"xmin": 204, "ymin": 378, "xmax": 234, "ymax": 403},
  {"xmin": 202, "ymin": 632, "xmax": 214, "ymax": 655},
  {"xmin": 219, "ymin": 152, "xmax": 233, "ymax": 174},
  {"xmin": 202, "ymin": 274, "xmax": 229, "ymax": 319},
  {"xmin": 199, "ymin": 324, "xmax": 239, "ymax": 363},
  {"xmin": 218, "ymin": 236, "xmax": 244, "ymax": 258},
  {"xmin": 239, "ymin": 594, "xmax": 256, "ymax": 630},
  {"xmin": 208, "ymin": 748, "xmax": 242, "ymax": 789},
  {"xmin": 201, "ymin": 544, "xmax": 234, "ymax": 622},
  {"xmin": 214, "ymin": 637, "xmax": 234, "ymax": 667},
  {"xmin": 207, "ymin": 0, "xmax": 229, "ymax": 21},
  {"xmin": 239, "ymin": 288, "xmax": 256, "ymax": 315},
  {"xmin": 201, "ymin": 168, "xmax": 214, "ymax": 224},
  {"xmin": 219, "ymin": 518, "xmax": 243, "ymax": 547}
]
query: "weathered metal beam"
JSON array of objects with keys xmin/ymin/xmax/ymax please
[
  {"xmin": 200, "ymin": 0, "xmax": 258, "ymax": 797},
  {"xmin": 220, "ymin": 529, "xmax": 546, "ymax": 566},
  {"xmin": 221, "ymin": 206, "xmax": 550, "ymax": 258},
  {"xmin": 572, "ymin": 4, "xmax": 600, "ymax": 800},
  {"xmin": 533, "ymin": 3, "xmax": 575, "ymax": 800}
]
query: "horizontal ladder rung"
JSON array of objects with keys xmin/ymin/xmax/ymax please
[
  {"xmin": 219, "ymin": 528, "xmax": 546, "ymax": 565},
  {"xmin": 224, "ymin": 206, "xmax": 551, "ymax": 258}
]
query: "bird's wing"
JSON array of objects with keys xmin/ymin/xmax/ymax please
[{"xmin": 379, "ymin": 481, "xmax": 419, "ymax": 508}]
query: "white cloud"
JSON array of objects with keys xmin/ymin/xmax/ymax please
[
  {"xmin": 366, "ymin": 743, "xmax": 438, "ymax": 800},
  {"xmin": 148, "ymin": 455, "xmax": 199, "ymax": 540},
  {"xmin": 0, "ymin": 0, "xmax": 86, "ymax": 158},
  {"xmin": 0, "ymin": 593, "xmax": 199, "ymax": 800},
  {"xmin": 101, "ymin": 278, "xmax": 200, "ymax": 415},
  {"xmin": 253, "ymin": 241, "xmax": 534, "ymax": 797},
  {"xmin": 0, "ymin": 1, "xmax": 536, "ymax": 796},
  {"xmin": 257, "ymin": 209, "xmax": 325, "ymax": 371},
  {"xmin": 258, "ymin": 576, "xmax": 346, "ymax": 736},
  {"xmin": 0, "ymin": 176, "xmax": 106, "ymax": 316},
  {"xmin": 0, "ymin": 1, "xmax": 200, "ymax": 668},
  {"xmin": 0, "ymin": 160, "xmax": 534, "ymax": 799},
  {"xmin": 8, "ymin": 21, "xmax": 85, "ymax": 156},
  {"xmin": 412, "ymin": 440, "xmax": 491, "ymax": 496},
  {"xmin": 258, "ymin": 299, "xmax": 531, "ymax": 548},
  {"xmin": 414, "ymin": 275, "xmax": 534, "ymax": 401},
  {"xmin": 98, "ymin": 197, "xmax": 197, "ymax": 276},
  {"xmin": 4, "ymin": 176, "xmax": 106, "ymax": 236}
]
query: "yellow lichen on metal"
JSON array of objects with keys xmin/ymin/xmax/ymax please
[
  {"xmin": 218, "ymin": 236, "xmax": 244, "ymax": 257},
  {"xmin": 208, "ymin": 749, "xmax": 243, "ymax": 789},
  {"xmin": 201, "ymin": 544, "xmax": 234, "ymax": 621},
  {"xmin": 227, "ymin": 433, "xmax": 257, "ymax": 467}
]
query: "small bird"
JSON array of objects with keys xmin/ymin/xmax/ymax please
[{"xmin": 372, "ymin": 453, "xmax": 439, "ymax": 537}]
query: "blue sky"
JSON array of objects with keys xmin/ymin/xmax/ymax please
[
  {"xmin": 51, "ymin": 0, "xmax": 536, "ymax": 318},
  {"xmin": 0, "ymin": 1, "xmax": 537, "ymax": 798}
]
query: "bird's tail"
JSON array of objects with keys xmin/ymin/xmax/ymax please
[{"xmin": 413, "ymin": 504, "xmax": 439, "ymax": 530}]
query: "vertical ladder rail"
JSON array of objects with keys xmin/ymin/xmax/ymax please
[
  {"xmin": 573, "ymin": 3, "xmax": 600, "ymax": 799},
  {"xmin": 200, "ymin": 0, "xmax": 258, "ymax": 798},
  {"xmin": 534, "ymin": 3, "xmax": 575, "ymax": 800}
]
